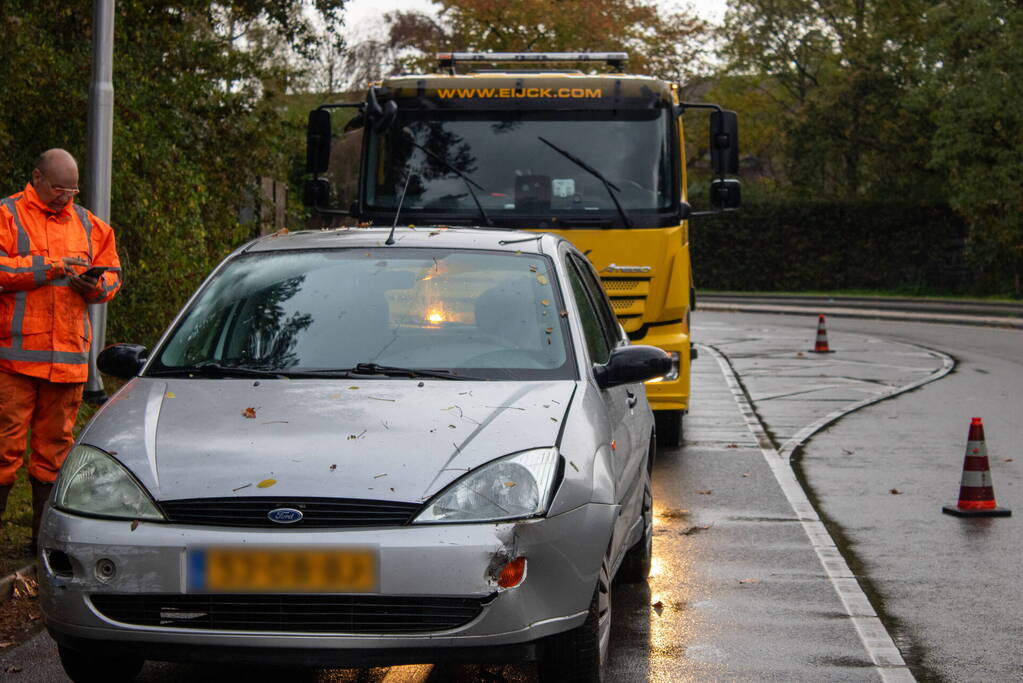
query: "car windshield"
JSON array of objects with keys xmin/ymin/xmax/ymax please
[
  {"xmin": 364, "ymin": 109, "xmax": 675, "ymax": 225},
  {"xmin": 150, "ymin": 247, "xmax": 575, "ymax": 381}
]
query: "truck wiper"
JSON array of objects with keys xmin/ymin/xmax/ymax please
[
  {"xmin": 537, "ymin": 136, "xmax": 633, "ymax": 228},
  {"xmin": 301, "ymin": 362, "xmax": 481, "ymax": 381},
  {"xmin": 147, "ymin": 361, "xmax": 291, "ymax": 379},
  {"xmin": 402, "ymin": 127, "xmax": 494, "ymax": 227}
]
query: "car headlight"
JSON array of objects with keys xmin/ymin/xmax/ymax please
[
  {"xmin": 54, "ymin": 445, "xmax": 165, "ymax": 521},
  {"xmin": 413, "ymin": 448, "xmax": 561, "ymax": 524}
]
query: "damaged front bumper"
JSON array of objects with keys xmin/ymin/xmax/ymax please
[{"xmin": 39, "ymin": 501, "xmax": 616, "ymax": 666}]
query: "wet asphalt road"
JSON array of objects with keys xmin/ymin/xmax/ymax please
[{"xmin": 2, "ymin": 311, "xmax": 1019, "ymax": 681}]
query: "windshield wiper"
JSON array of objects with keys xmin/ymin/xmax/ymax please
[
  {"xmin": 147, "ymin": 361, "xmax": 291, "ymax": 379},
  {"xmin": 537, "ymin": 136, "xmax": 633, "ymax": 228},
  {"xmin": 301, "ymin": 362, "xmax": 481, "ymax": 381},
  {"xmin": 402, "ymin": 127, "xmax": 494, "ymax": 227}
]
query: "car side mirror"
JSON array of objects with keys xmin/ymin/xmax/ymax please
[
  {"xmin": 97, "ymin": 343, "xmax": 148, "ymax": 380},
  {"xmin": 710, "ymin": 178, "xmax": 741, "ymax": 209},
  {"xmin": 594, "ymin": 345, "xmax": 672, "ymax": 389}
]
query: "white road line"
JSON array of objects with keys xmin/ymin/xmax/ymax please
[{"xmin": 701, "ymin": 342, "xmax": 952, "ymax": 683}]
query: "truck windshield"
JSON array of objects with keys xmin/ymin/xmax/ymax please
[{"xmin": 364, "ymin": 109, "xmax": 675, "ymax": 226}]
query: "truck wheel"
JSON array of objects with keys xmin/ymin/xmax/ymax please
[
  {"xmin": 655, "ymin": 409, "xmax": 685, "ymax": 448},
  {"xmin": 539, "ymin": 556, "xmax": 611, "ymax": 682},
  {"xmin": 58, "ymin": 644, "xmax": 143, "ymax": 683},
  {"xmin": 618, "ymin": 468, "xmax": 653, "ymax": 583}
]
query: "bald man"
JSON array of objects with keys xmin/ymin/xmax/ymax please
[{"xmin": 0, "ymin": 149, "xmax": 123, "ymax": 551}]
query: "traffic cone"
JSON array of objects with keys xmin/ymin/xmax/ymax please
[
  {"xmin": 942, "ymin": 417, "xmax": 1011, "ymax": 517},
  {"xmin": 810, "ymin": 314, "xmax": 834, "ymax": 353}
]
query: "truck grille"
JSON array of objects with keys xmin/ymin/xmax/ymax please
[
  {"xmin": 601, "ymin": 277, "xmax": 650, "ymax": 332},
  {"xmin": 91, "ymin": 594, "xmax": 487, "ymax": 633},
  {"xmin": 159, "ymin": 497, "xmax": 421, "ymax": 528}
]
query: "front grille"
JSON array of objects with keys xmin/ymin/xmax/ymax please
[
  {"xmin": 602, "ymin": 277, "xmax": 650, "ymax": 332},
  {"xmin": 159, "ymin": 497, "xmax": 421, "ymax": 528},
  {"xmin": 91, "ymin": 594, "xmax": 488, "ymax": 633}
]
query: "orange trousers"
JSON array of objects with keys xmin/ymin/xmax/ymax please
[{"xmin": 0, "ymin": 370, "xmax": 83, "ymax": 485}]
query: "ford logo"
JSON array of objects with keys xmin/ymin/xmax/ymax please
[{"xmin": 267, "ymin": 508, "xmax": 303, "ymax": 524}]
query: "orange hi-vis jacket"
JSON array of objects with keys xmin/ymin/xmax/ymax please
[{"xmin": 0, "ymin": 183, "xmax": 122, "ymax": 383}]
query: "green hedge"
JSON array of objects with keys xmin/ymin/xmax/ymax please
[{"xmin": 691, "ymin": 202, "xmax": 971, "ymax": 294}]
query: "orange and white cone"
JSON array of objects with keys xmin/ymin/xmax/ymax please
[
  {"xmin": 942, "ymin": 417, "xmax": 1011, "ymax": 517},
  {"xmin": 810, "ymin": 314, "xmax": 834, "ymax": 353}
]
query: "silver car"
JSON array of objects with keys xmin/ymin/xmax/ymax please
[{"xmin": 40, "ymin": 228, "xmax": 668, "ymax": 682}]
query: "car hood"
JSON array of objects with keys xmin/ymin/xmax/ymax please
[{"xmin": 80, "ymin": 377, "xmax": 575, "ymax": 503}]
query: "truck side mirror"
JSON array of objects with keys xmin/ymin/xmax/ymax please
[
  {"xmin": 306, "ymin": 109, "xmax": 332, "ymax": 174},
  {"xmin": 710, "ymin": 110, "xmax": 739, "ymax": 176},
  {"xmin": 303, "ymin": 178, "xmax": 330, "ymax": 207},
  {"xmin": 710, "ymin": 179, "xmax": 741, "ymax": 209}
]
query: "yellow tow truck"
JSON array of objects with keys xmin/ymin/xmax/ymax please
[{"xmin": 304, "ymin": 52, "xmax": 740, "ymax": 446}]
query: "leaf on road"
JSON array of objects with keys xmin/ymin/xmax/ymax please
[
  {"xmin": 680, "ymin": 525, "xmax": 711, "ymax": 536},
  {"xmin": 726, "ymin": 443, "xmax": 739, "ymax": 448},
  {"xmin": 658, "ymin": 508, "xmax": 690, "ymax": 519},
  {"xmin": 242, "ymin": 407, "xmax": 257, "ymax": 418},
  {"xmin": 739, "ymin": 578, "xmax": 761, "ymax": 585},
  {"xmin": 696, "ymin": 490, "xmax": 713, "ymax": 495},
  {"xmin": 257, "ymin": 478, "xmax": 277, "ymax": 488},
  {"xmin": 652, "ymin": 600, "xmax": 664, "ymax": 615},
  {"xmin": 890, "ymin": 488, "xmax": 902, "ymax": 495}
]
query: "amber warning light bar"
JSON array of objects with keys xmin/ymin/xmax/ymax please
[{"xmin": 438, "ymin": 52, "xmax": 628, "ymax": 71}]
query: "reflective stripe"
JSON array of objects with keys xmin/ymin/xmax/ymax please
[
  {"xmin": 0, "ymin": 347, "xmax": 89, "ymax": 364},
  {"xmin": 1, "ymin": 198, "xmax": 29, "ymax": 255},
  {"xmin": 10, "ymin": 291, "xmax": 26, "ymax": 346},
  {"xmin": 73, "ymin": 205, "xmax": 93, "ymax": 260},
  {"xmin": 32, "ymin": 255, "xmax": 48, "ymax": 284},
  {"xmin": 0, "ymin": 264, "xmax": 39, "ymax": 274}
]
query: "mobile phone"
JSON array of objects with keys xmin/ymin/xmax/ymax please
[{"xmin": 81, "ymin": 266, "xmax": 108, "ymax": 279}]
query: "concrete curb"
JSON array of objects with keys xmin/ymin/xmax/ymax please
[{"xmin": 0, "ymin": 563, "xmax": 36, "ymax": 605}]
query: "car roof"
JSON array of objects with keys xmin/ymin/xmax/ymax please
[{"xmin": 241, "ymin": 227, "xmax": 565, "ymax": 256}]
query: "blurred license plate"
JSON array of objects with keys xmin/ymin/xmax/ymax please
[{"xmin": 188, "ymin": 548, "xmax": 377, "ymax": 592}]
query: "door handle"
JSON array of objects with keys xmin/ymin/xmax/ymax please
[{"xmin": 626, "ymin": 390, "xmax": 638, "ymax": 409}]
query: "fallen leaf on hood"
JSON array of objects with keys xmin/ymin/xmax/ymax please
[
  {"xmin": 348, "ymin": 430, "xmax": 367, "ymax": 440},
  {"xmin": 536, "ymin": 274, "xmax": 548, "ymax": 285},
  {"xmin": 329, "ymin": 464, "xmax": 337, "ymax": 471},
  {"xmin": 541, "ymin": 299, "xmax": 549, "ymax": 306},
  {"xmin": 232, "ymin": 483, "xmax": 252, "ymax": 492},
  {"xmin": 696, "ymin": 490, "xmax": 713, "ymax": 495},
  {"xmin": 367, "ymin": 396, "xmax": 396, "ymax": 402},
  {"xmin": 270, "ymin": 227, "xmax": 289, "ymax": 237},
  {"xmin": 257, "ymin": 478, "xmax": 277, "ymax": 488},
  {"xmin": 796, "ymin": 351, "xmax": 805, "ymax": 357},
  {"xmin": 374, "ymin": 473, "xmax": 388, "ymax": 479},
  {"xmin": 130, "ymin": 520, "xmax": 139, "ymax": 531},
  {"xmin": 739, "ymin": 578, "xmax": 761, "ymax": 585},
  {"xmin": 242, "ymin": 407, "xmax": 257, "ymax": 419},
  {"xmin": 504, "ymin": 481, "xmax": 517, "ymax": 488},
  {"xmin": 1005, "ymin": 458, "xmax": 1014, "ymax": 462},
  {"xmin": 550, "ymin": 416, "xmax": 558, "ymax": 422},
  {"xmin": 529, "ymin": 265, "xmax": 538, "ymax": 272},
  {"xmin": 890, "ymin": 488, "xmax": 902, "ymax": 495},
  {"xmin": 570, "ymin": 461, "xmax": 579, "ymax": 472},
  {"xmin": 348, "ymin": 386, "xmax": 359, "ymax": 391},
  {"xmin": 165, "ymin": 392, "xmax": 176, "ymax": 399},
  {"xmin": 726, "ymin": 443, "xmax": 739, "ymax": 449},
  {"xmin": 742, "ymin": 472, "xmax": 751, "ymax": 478}
]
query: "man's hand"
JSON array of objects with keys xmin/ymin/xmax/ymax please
[
  {"xmin": 68, "ymin": 270, "xmax": 99, "ymax": 297},
  {"xmin": 61, "ymin": 257, "xmax": 88, "ymax": 273}
]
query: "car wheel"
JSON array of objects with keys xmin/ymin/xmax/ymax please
[
  {"xmin": 58, "ymin": 644, "xmax": 144, "ymax": 683},
  {"xmin": 539, "ymin": 555, "xmax": 612, "ymax": 682},
  {"xmin": 655, "ymin": 409, "xmax": 685, "ymax": 448},
  {"xmin": 618, "ymin": 468, "xmax": 653, "ymax": 583}
]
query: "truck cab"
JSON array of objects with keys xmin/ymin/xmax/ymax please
[{"xmin": 304, "ymin": 52, "xmax": 740, "ymax": 446}]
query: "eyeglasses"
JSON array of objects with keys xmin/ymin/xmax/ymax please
[{"xmin": 41, "ymin": 173, "xmax": 80, "ymax": 197}]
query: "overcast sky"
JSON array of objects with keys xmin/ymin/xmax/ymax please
[{"xmin": 341, "ymin": 0, "xmax": 727, "ymax": 42}]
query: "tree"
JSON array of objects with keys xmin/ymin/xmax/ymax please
[
  {"xmin": 720, "ymin": 0, "xmax": 942, "ymax": 202},
  {"xmin": 923, "ymin": 0, "xmax": 1023, "ymax": 294},
  {"xmin": 0, "ymin": 0, "xmax": 346, "ymax": 344},
  {"xmin": 383, "ymin": 0, "xmax": 711, "ymax": 83}
]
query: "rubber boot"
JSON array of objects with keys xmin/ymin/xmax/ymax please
[
  {"xmin": 30, "ymin": 478, "xmax": 53, "ymax": 553},
  {"xmin": 0, "ymin": 484, "xmax": 11, "ymax": 522}
]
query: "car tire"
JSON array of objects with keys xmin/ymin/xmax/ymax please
[
  {"xmin": 58, "ymin": 644, "xmax": 144, "ymax": 683},
  {"xmin": 655, "ymin": 409, "xmax": 685, "ymax": 448},
  {"xmin": 618, "ymin": 468, "xmax": 653, "ymax": 583},
  {"xmin": 539, "ymin": 556, "xmax": 611, "ymax": 682}
]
